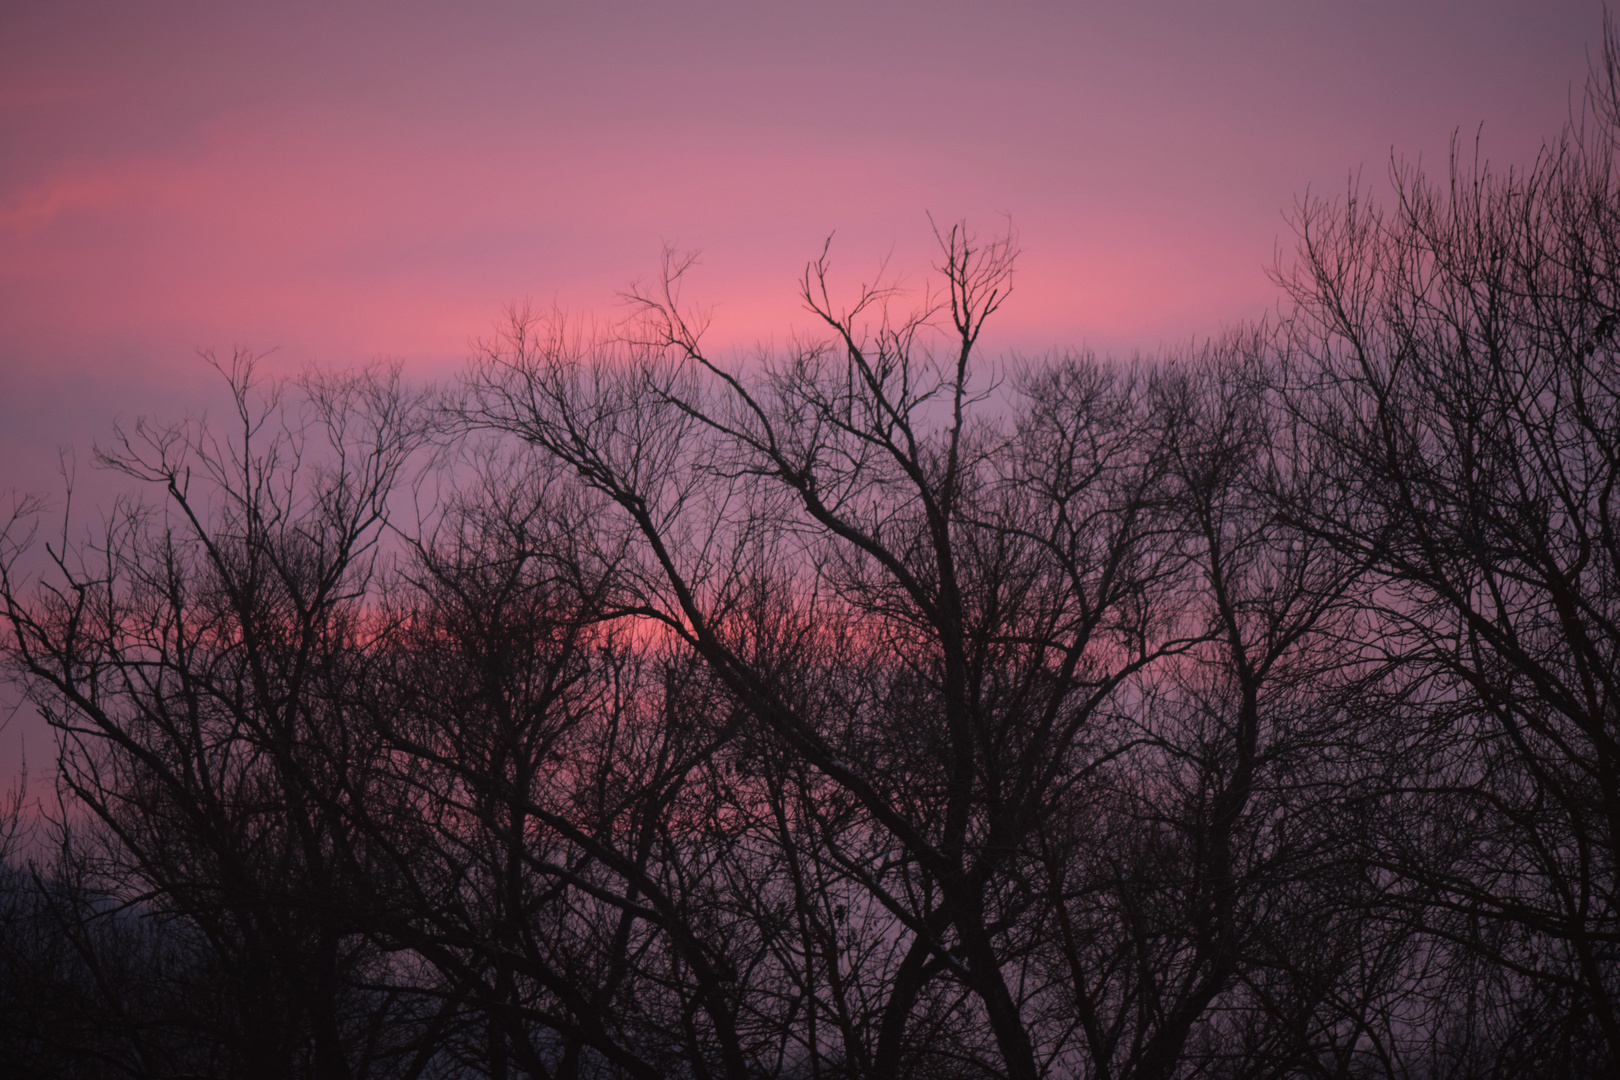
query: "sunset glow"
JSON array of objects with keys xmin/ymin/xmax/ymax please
[
  {"xmin": 6, "ymin": 7, "xmax": 1620, "ymax": 1073},
  {"xmin": 0, "ymin": 1, "xmax": 1606, "ymax": 783}
]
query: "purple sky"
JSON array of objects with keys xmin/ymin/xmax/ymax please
[{"xmin": 0, "ymin": 0, "xmax": 1607, "ymax": 782}]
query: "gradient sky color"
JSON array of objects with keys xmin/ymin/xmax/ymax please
[{"xmin": 0, "ymin": 0, "xmax": 1609, "ymax": 778}]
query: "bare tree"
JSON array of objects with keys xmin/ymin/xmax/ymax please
[
  {"xmin": 352, "ymin": 445, "xmax": 786, "ymax": 1080},
  {"xmin": 6, "ymin": 25, "xmax": 1620, "ymax": 1075},
  {"xmin": 1268, "ymin": 26, "xmax": 1620, "ymax": 1069},
  {"xmin": 0, "ymin": 356, "xmax": 443, "ymax": 1080},
  {"xmin": 460, "ymin": 225, "xmax": 1309, "ymax": 1079}
]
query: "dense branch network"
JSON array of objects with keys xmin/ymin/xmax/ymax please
[{"xmin": 2, "ymin": 22, "xmax": 1620, "ymax": 1080}]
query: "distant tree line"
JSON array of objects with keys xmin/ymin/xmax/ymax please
[{"xmin": 2, "ymin": 26, "xmax": 1618, "ymax": 1080}]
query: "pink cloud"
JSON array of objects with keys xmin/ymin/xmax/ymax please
[
  {"xmin": 0, "ymin": 0, "xmax": 1607, "ymax": 797},
  {"xmin": 0, "ymin": 176, "xmax": 125, "ymax": 233}
]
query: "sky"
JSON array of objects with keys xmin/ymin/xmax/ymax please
[{"xmin": 0, "ymin": 0, "xmax": 1609, "ymax": 783}]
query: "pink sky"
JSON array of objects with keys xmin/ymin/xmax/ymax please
[{"xmin": 0, "ymin": 0, "xmax": 1607, "ymax": 781}]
